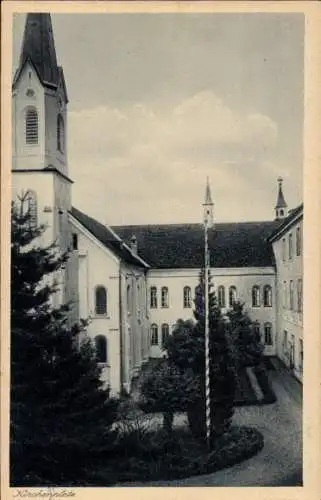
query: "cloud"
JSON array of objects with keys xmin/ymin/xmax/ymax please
[{"xmin": 68, "ymin": 90, "xmax": 280, "ymax": 224}]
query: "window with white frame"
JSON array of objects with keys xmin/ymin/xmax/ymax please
[
  {"xmin": 95, "ymin": 286, "xmax": 107, "ymax": 315},
  {"xmin": 150, "ymin": 324, "xmax": 158, "ymax": 346},
  {"xmin": 161, "ymin": 286, "xmax": 169, "ymax": 308},
  {"xmin": 183, "ymin": 286, "xmax": 192, "ymax": 308},
  {"xmin": 263, "ymin": 285, "xmax": 272, "ymax": 307},
  {"xmin": 218, "ymin": 285, "xmax": 225, "ymax": 308},
  {"xmin": 25, "ymin": 107, "xmax": 38, "ymax": 144},
  {"xmin": 264, "ymin": 323, "xmax": 273, "ymax": 346},
  {"xmin": 252, "ymin": 285, "xmax": 260, "ymax": 307},
  {"xmin": 229, "ymin": 286, "xmax": 237, "ymax": 307},
  {"xmin": 150, "ymin": 287, "xmax": 157, "ymax": 308},
  {"xmin": 95, "ymin": 335, "xmax": 107, "ymax": 363},
  {"xmin": 161, "ymin": 323, "xmax": 169, "ymax": 345}
]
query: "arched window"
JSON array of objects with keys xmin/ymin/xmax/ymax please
[
  {"xmin": 263, "ymin": 285, "xmax": 272, "ymax": 307},
  {"xmin": 57, "ymin": 114, "xmax": 65, "ymax": 153},
  {"xmin": 95, "ymin": 286, "xmax": 107, "ymax": 315},
  {"xmin": 229, "ymin": 286, "xmax": 237, "ymax": 307},
  {"xmin": 183, "ymin": 286, "xmax": 192, "ymax": 308},
  {"xmin": 161, "ymin": 323, "xmax": 169, "ymax": 345},
  {"xmin": 264, "ymin": 323, "xmax": 273, "ymax": 346},
  {"xmin": 161, "ymin": 286, "xmax": 169, "ymax": 308},
  {"xmin": 150, "ymin": 324, "xmax": 158, "ymax": 346},
  {"xmin": 26, "ymin": 190, "xmax": 37, "ymax": 228},
  {"xmin": 150, "ymin": 287, "xmax": 157, "ymax": 308},
  {"xmin": 95, "ymin": 335, "xmax": 107, "ymax": 363},
  {"xmin": 252, "ymin": 286, "xmax": 260, "ymax": 307},
  {"xmin": 25, "ymin": 107, "xmax": 38, "ymax": 144},
  {"xmin": 218, "ymin": 285, "xmax": 225, "ymax": 308}
]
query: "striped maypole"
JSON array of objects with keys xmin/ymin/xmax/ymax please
[{"xmin": 203, "ymin": 177, "xmax": 214, "ymax": 449}]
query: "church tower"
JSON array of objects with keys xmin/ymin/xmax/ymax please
[
  {"xmin": 275, "ymin": 177, "xmax": 288, "ymax": 220},
  {"xmin": 12, "ymin": 13, "xmax": 78, "ymax": 320}
]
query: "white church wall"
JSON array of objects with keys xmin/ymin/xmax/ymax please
[
  {"xmin": 70, "ymin": 217, "xmax": 122, "ymax": 395},
  {"xmin": 147, "ymin": 267, "xmax": 276, "ymax": 358},
  {"xmin": 12, "ymin": 62, "xmax": 46, "ymax": 171}
]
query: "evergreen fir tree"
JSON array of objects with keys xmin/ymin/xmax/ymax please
[{"xmin": 10, "ymin": 196, "xmax": 118, "ymax": 486}]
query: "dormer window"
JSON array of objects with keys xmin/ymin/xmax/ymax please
[
  {"xmin": 25, "ymin": 107, "xmax": 38, "ymax": 144},
  {"xmin": 57, "ymin": 114, "xmax": 65, "ymax": 153}
]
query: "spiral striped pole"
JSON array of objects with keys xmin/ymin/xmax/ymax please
[
  {"xmin": 204, "ymin": 218, "xmax": 211, "ymax": 449},
  {"xmin": 203, "ymin": 177, "xmax": 213, "ymax": 450}
]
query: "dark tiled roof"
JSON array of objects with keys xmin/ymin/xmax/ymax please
[
  {"xmin": 112, "ymin": 221, "xmax": 282, "ymax": 269},
  {"xmin": 16, "ymin": 13, "xmax": 59, "ymax": 87},
  {"xmin": 268, "ymin": 204, "xmax": 303, "ymax": 242},
  {"xmin": 70, "ymin": 207, "xmax": 148, "ymax": 268}
]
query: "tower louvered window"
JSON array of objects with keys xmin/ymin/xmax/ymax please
[
  {"xmin": 25, "ymin": 108, "xmax": 38, "ymax": 144},
  {"xmin": 57, "ymin": 114, "xmax": 65, "ymax": 153}
]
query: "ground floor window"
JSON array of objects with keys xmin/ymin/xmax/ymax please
[
  {"xmin": 151, "ymin": 324, "xmax": 158, "ymax": 345},
  {"xmin": 161, "ymin": 323, "xmax": 169, "ymax": 345},
  {"xmin": 264, "ymin": 323, "xmax": 273, "ymax": 345}
]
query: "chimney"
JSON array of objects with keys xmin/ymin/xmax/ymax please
[{"xmin": 130, "ymin": 234, "xmax": 138, "ymax": 254}]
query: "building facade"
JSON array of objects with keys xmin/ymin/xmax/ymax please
[
  {"xmin": 11, "ymin": 13, "xmax": 304, "ymax": 396},
  {"xmin": 268, "ymin": 205, "xmax": 303, "ymax": 381}
]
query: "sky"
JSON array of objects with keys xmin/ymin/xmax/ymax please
[{"xmin": 13, "ymin": 12, "xmax": 304, "ymax": 225}]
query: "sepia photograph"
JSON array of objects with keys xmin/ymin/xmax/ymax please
[{"xmin": 3, "ymin": 2, "xmax": 319, "ymax": 494}]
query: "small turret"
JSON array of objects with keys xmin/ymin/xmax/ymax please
[{"xmin": 275, "ymin": 177, "xmax": 288, "ymax": 220}]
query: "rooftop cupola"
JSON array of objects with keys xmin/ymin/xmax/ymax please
[{"xmin": 275, "ymin": 177, "xmax": 288, "ymax": 220}]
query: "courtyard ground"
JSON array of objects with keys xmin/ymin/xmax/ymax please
[{"xmin": 117, "ymin": 359, "xmax": 302, "ymax": 487}]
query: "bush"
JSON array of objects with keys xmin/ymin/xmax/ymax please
[{"xmin": 109, "ymin": 425, "xmax": 264, "ymax": 483}]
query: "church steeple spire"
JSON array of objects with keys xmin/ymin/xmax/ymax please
[
  {"xmin": 275, "ymin": 177, "xmax": 288, "ymax": 220},
  {"xmin": 17, "ymin": 13, "xmax": 59, "ymax": 87}
]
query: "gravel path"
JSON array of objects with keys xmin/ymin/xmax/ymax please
[{"xmin": 117, "ymin": 366, "xmax": 302, "ymax": 487}]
